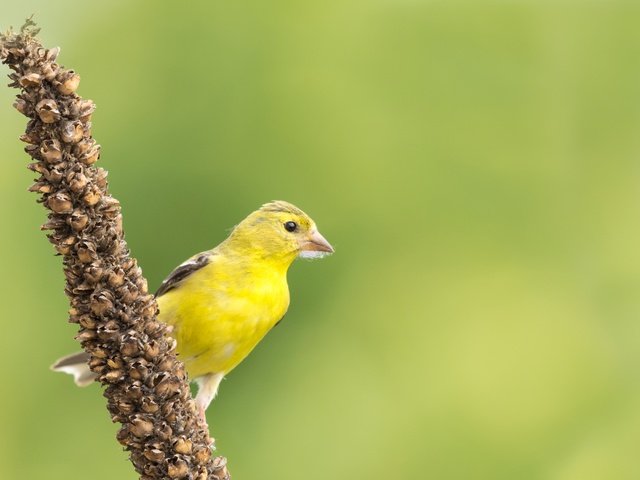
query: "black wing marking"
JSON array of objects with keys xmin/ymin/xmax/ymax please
[{"xmin": 155, "ymin": 251, "xmax": 213, "ymax": 298}]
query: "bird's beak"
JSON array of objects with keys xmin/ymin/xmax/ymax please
[{"xmin": 300, "ymin": 229, "xmax": 334, "ymax": 256}]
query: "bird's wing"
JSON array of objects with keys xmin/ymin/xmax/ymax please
[{"xmin": 155, "ymin": 251, "xmax": 214, "ymax": 297}]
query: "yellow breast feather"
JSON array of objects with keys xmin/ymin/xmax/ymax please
[{"xmin": 157, "ymin": 252, "xmax": 291, "ymax": 378}]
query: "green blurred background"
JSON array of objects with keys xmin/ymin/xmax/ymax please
[{"xmin": 2, "ymin": 1, "xmax": 640, "ymax": 479}]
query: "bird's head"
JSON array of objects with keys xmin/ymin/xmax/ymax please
[{"xmin": 222, "ymin": 201, "xmax": 334, "ymax": 265}]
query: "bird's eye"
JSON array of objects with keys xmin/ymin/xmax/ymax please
[{"xmin": 284, "ymin": 221, "xmax": 298, "ymax": 232}]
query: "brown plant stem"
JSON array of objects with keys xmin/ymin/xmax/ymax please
[{"xmin": 0, "ymin": 19, "xmax": 229, "ymax": 480}]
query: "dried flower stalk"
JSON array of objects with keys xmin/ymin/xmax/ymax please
[{"xmin": 0, "ymin": 19, "xmax": 230, "ymax": 480}]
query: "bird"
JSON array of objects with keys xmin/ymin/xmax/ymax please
[{"xmin": 52, "ymin": 200, "xmax": 333, "ymax": 422}]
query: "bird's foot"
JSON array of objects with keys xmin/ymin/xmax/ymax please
[
  {"xmin": 197, "ymin": 404, "xmax": 208, "ymax": 426},
  {"xmin": 197, "ymin": 404, "xmax": 215, "ymax": 447}
]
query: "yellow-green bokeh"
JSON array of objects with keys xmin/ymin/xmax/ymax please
[{"xmin": 2, "ymin": 1, "xmax": 640, "ymax": 479}]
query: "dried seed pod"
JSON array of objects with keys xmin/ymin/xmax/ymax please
[
  {"xmin": 97, "ymin": 321, "xmax": 120, "ymax": 340},
  {"xmin": 144, "ymin": 320, "xmax": 164, "ymax": 337},
  {"xmin": 194, "ymin": 447, "xmax": 211, "ymax": 465},
  {"xmin": 41, "ymin": 62, "xmax": 58, "ymax": 80},
  {"xmin": 114, "ymin": 213, "xmax": 124, "ymax": 235},
  {"xmin": 141, "ymin": 397, "xmax": 159, "ymax": 414},
  {"xmin": 212, "ymin": 456, "xmax": 227, "ymax": 470},
  {"xmin": 144, "ymin": 341, "xmax": 161, "ymax": 360},
  {"xmin": 124, "ymin": 381, "xmax": 144, "ymax": 400},
  {"xmin": 60, "ymin": 120, "xmax": 84, "ymax": 143},
  {"xmin": 91, "ymin": 363, "xmax": 106, "ymax": 375},
  {"xmin": 80, "ymin": 144, "xmax": 100, "ymax": 165},
  {"xmin": 27, "ymin": 162, "xmax": 46, "ymax": 173},
  {"xmin": 129, "ymin": 360, "xmax": 149, "ymax": 381},
  {"xmin": 157, "ymin": 375, "xmax": 181, "ymax": 394},
  {"xmin": 129, "ymin": 416, "xmax": 154, "ymax": 438},
  {"xmin": 40, "ymin": 139, "xmax": 63, "ymax": 163},
  {"xmin": 120, "ymin": 340, "xmax": 140, "ymax": 357},
  {"xmin": 61, "ymin": 235, "xmax": 77, "ymax": 248},
  {"xmin": 103, "ymin": 370, "xmax": 124, "ymax": 383},
  {"xmin": 35, "ymin": 99, "xmax": 61, "ymax": 123},
  {"xmin": 19, "ymin": 72, "xmax": 42, "ymax": 87},
  {"xmin": 49, "ymin": 232, "xmax": 73, "ymax": 246},
  {"xmin": 173, "ymin": 437, "xmax": 192, "ymax": 455},
  {"xmin": 47, "ymin": 193, "xmax": 73, "ymax": 213},
  {"xmin": 40, "ymin": 216, "xmax": 67, "ymax": 230},
  {"xmin": 75, "ymin": 329, "xmax": 96, "ymax": 342},
  {"xmin": 84, "ymin": 265, "xmax": 104, "ymax": 284},
  {"xmin": 46, "ymin": 46, "xmax": 60, "ymax": 61},
  {"xmin": 72, "ymin": 281, "xmax": 95, "ymax": 294},
  {"xmin": 156, "ymin": 356, "xmax": 175, "ymax": 372},
  {"xmin": 57, "ymin": 70, "xmax": 81, "ymax": 95},
  {"xmin": 76, "ymin": 241, "xmax": 97, "ymax": 263},
  {"xmin": 117, "ymin": 399, "xmax": 136, "ymax": 415},
  {"xmin": 141, "ymin": 468, "xmax": 158, "ymax": 479},
  {"xmin": 167, "ymin": 457, "xmax": 189, "ymax": 479},
  {"xmin": 68, "ymin": 210, "xmax": 89, "ymax": 231},
  {"xmin": 89, "ymin": 357, "xmax": 106, "ymax": 370},
  {"xmin": 13, "ymin": 98, "xmax": 29, "ymax": 115},
  {"xmin": 95, "ymin": 167, "xmax": 108, "ymax": 188},
  {"xmin": 73, "ymin": 99, "xmax": 96, "ymax": 120},
  {"xmin": 143, "ymin": 449, "xmax": 165, "ymax": 464},
  {"xmin": 68, "ymin": 172, "xmax": 88, "ymax": 192},
  {"xmin": 122, "ymin": 258, "xmax": 136, "ymax": 271},
  {"xmin": 100, "ymin": 196, "xmax": 120, "ymax": 218},
  {"xmin": 82, "ymin": 185, "xmax": 101, "ymax": 205},
  {"xmin": 55, "ymin": 243, "xmax": 72, "ymax": 255},
  {"xmin": 64, "ymin": 269, "xmax": 79, "ymax": 285},
  {"xmin": 93, "ymin": 347, "xmax": 109, "ymax": 358},
  {"xmin": 107, "ymin": 267, "xmax": 126, "ymax": 287},
  {"xmin": 155, "ymin": 421, "xmax": 173, "ymax": 441},
  {"xmin": 161, "ymin": 400, "xmax": 176, "ymax": 418},
  {"xmin": 19, "ymin": 132, "xmax": 39, "ymax": 144},
  {"xmin": 90, "ymin": 291, "xmax": 114, "ymax": 315},
  {"xmin": 74, "ymin": 138, "xmax": 94, "ymax": 155},
  {"xmin": 44, "ymin": 165, "xmax": 64, "ymax": 183},
  {"xmin": 135, "ymin": 276, "xmax": 149, "ymax": 293},
  {"xmin": 24, "ymin": 144, "xmax": 40, "ymax": 158},
  {"xmin": 116, "ymin": 427, "xmax": 129, "ymax": 446},
  {"xmin": 29, "ymin": 181, "xmax": 53, "ymax": 193},
  {"xmin": 117, "ymin": 283, "xmax": 137, "ymax": 303},
  {"xmin": 77, "ymin": 314, "xmax": 97, "ymax": 329},
  {"xmin": 162, "ymin": 411, "xmax": 179, "ymax": 429},
  {"xmin": 77, "ymin": 249, "xmax": 93, "ymax": 263},
  {"xmin": 106, "ymin": 356, "xmax": 124, "ymax": 370}
]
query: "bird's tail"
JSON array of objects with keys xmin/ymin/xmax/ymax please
[{"xmin": 50, "ymin": 351, "xmax": 97, "ymax": 387}]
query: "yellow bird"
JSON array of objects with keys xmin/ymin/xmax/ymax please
[{"xmin": 52, "ymin": 200, "xmax": 333, "ymax": 419}]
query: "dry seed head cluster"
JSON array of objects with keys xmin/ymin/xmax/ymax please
[{"xmin": 0, "ymin": 21, "xmax": 229, "ymax": 480}]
